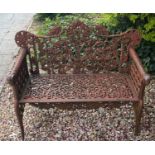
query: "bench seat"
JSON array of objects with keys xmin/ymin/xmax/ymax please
[{"xmin": 20, "ymin": 73, "xmax": 138, "ymax": 103}]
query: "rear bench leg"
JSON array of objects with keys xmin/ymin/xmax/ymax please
[
  {"xmin": 14, "ymin": 102, "xmax": 25, "ymax": 140},
  {"xmin": 133, "ymin": 100, "xmax": 143, "ymax": 136}
]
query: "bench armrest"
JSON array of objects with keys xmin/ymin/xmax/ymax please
[
  {"xmin": 128, "ymin": 47, "xmax": 151, "ymax": 99},
  {"xmin": 129, "ymin": 47, "xmax": 150, "ymax": 84},
  {"xmin": 7, "ymin": 48, "xmax": 29, "ymax": 100}
]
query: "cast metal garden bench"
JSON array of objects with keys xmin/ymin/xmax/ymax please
[{"xmin": 7, "ymin": 21, "xmax": 150, "ymax": 140}]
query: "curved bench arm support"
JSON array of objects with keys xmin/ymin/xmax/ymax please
[
  {"xmin": 7, "ymin": 48, "xmax": 30, "ymax": 100},
  {"xmin": 128, "ymin": 47, "xmax": 150, "ymax": 99}
]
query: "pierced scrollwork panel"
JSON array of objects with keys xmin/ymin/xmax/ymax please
[
  {"xmin": 15, "ymin": 21, "xmax": 141, "ymax": 75},
  {"xmin": 22, "ymin": 73, "xmax": 135, "ymax": 101}
]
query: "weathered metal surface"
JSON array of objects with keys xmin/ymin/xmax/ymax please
[
  {"xmin": 7, "ymin": 21, "xmax": 151, "ymax": 140},
  {"xmin": 20, "ymin": 73, "xmax": 138, "ymax": 103},
  {"xmin": 15, "ymin": 21, "xmax": 141, "ymax": 75},
  {"xmin": 7, "ymin": 48, "xmax": 29, "ymax": 100}
]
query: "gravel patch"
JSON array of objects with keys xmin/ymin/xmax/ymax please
[{"xmin": 0, "ymin": 79, "xmax": 155, "ymax": 141}]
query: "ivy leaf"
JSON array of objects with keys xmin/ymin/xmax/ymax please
[{"xmin": 129, "ymin": 14, "xmax": 139, "ymax": 23}]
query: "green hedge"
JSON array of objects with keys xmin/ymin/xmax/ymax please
[
  {"xmin": 36, "ymin": 13, "xmax": 155, "ymax": 74},
  {"xmin": 36, "ymin": 13, "xmax": 99, "ymax": 35},
  {"xmin": 35, "ymin": 13, "xmax": 72, "ymax": 21},
  {"xmin": 97, "ymin": 13, "xmax": 155, "ymax": 74}
]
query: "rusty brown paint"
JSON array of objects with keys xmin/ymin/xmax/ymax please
[{"xmin": 7, "ymin": 21, "xmax": 150, "ymax": 140}]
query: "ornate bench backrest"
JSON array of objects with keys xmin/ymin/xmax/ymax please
[{"xmin": 15, "ymin": 20, "xmax": 141, "ymax": 74}]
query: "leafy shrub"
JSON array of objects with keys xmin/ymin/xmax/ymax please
[
  {"xmin": 122, "ymin": 14, "xmax": 155, "ymax": 42},
  {"xmin": 137, "ymin": 40, "xmax": 155, "ymax": 73},
  {"xmin": 37, "ymin": 13, "xmax": 99, "ymax": 35},
  {"xmin": 36, "ymin": 13, "xmax": 155, "ymax": 74},
  {"xmin": 35, "ymin": 13, "xmax": 72, "ymax": 21},
  {"xmin": 98, "ymin": 13, "xmax": 155, "ymax": 74}
]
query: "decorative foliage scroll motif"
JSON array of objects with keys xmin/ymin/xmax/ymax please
[
  {"xmin": 15, "ymin": 21, "xmax": 141, "ymax": 74},
  {"xmin": 22, "ymin": 74, "xmax": 135, "ymax": 101}
]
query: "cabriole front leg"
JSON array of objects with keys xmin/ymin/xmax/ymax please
[
  {"xmin": 133, "ymin": 100, "xmax": 143, "ymax": 136},
  {"xmin": 14, "ymin": 101, "xmax": 25, "ymax": 140}
]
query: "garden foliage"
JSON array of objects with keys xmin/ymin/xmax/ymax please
[
  {"xmin": 36, "ymin": 13, "xmax": 155, "ymax": 74},
  {"xmin": 98, "ymin": 13, "xmax": 155, "ymax": 73}
]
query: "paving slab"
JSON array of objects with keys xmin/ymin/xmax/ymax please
[{"xmin": 0, "ymin": 13, "xmax": 34, "ymax": 93}]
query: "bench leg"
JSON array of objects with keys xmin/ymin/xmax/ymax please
[
  {"xmin": 133, "ymin": 100, "xmax": 143, "ymax": 136},
  {"xmin": 14, "ymin": 102, "xmax": 25, "ymax": 140}
]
